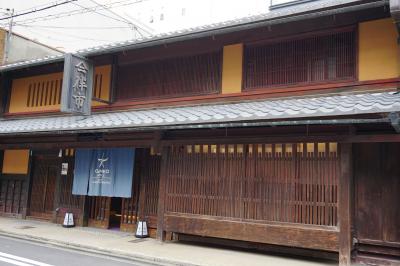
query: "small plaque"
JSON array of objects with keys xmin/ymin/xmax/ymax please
[{"xmin": 61, "ymin": 163, "xmax": 68, "ymax": 175}]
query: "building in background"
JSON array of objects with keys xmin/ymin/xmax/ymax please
[
  {"xmin": 0, "ymin": 28, "xmax": 63, "ymax": 65},
  {"xmin": 0, "ymin": 0, "xmax": 399, "ymax": 266}
]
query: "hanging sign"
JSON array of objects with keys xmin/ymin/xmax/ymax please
[
  {"xmin": 61, "ymin": 53, "xmax": 93, "ymax": 116},
  {"xmin": 72, "ymin": 148, "xmax": 135, "ymax": 198}
]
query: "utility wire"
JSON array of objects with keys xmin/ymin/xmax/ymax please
[
  {"xmin": 87, "ymin": 0, "xmax": 151, "ymax": 36},
  {"xmin": 3, "ymin": 0, "xmax": 149, "ymax": 27},
  {"xmin": 0, "ymin": 0, "xmax": 77, "ymax": 21},
  {"xmin": 24, "ymin": 26, "xmax": 114, "ymax": 43},
  {"xmin": 70, "ymin": 1, "xmax": 138, "ymax": 27},
  {"xmin": 15, "ymin": 24, "xmax": 132, "ymax": 30}
]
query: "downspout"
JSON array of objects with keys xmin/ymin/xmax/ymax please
[
  {"xmin": 389, "ymin": 112, "xmax": 400, "ymax": 132},
  {"xmin": 390, "ymin": 0, "xmax": 400, "ymax": 40},
  {"xmin": 390, "ymin": 0, "xmax": 400, "ymax": 133}
]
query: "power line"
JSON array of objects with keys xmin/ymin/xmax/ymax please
[
  {"xmin": 14, "ymin": 24, "xmax": 132, "ymax": 30},
  {"xmin": 3, "ymin": 0, "xmax": 150, "ymax": 27},
  {"xmin": 0, "ymin": 0, "xmax": 77, "ymax": 21},
  {"xmin": 70, "ymin": 1, "xmax": 139, "ymax": 27},
  {"xmin": 23, "ymin": 26, "xmax": 114, "ymax": 43},
  {"xmin": 87, "ymin": 0, "xmax": 152, "ymax": 36}
]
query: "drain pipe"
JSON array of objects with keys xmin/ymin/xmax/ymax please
[
  {"xmin": 390, "ymin": 0, "xmax": 400, "ymax": 39},
  {"xmin": 389, "ymin": 112, "xmax": 400, "ymax": 132}
]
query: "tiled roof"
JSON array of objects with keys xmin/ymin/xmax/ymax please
[
  {"xmin": 0, "ymin": 90, "xmax": 399, "ymax": 135},
  {"xmin": 0, "ymin": 0, "xmax": 380, "ymax": 72}
]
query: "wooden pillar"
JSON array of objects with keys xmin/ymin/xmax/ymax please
[
  {"xmin": 22, "ymin": 150, "xmax": 33, "ymax": 219},
  {"xmin": 339, "ymin": 143, "xmax": 353, "ymax": 266},
  {"xmin": 156, "ymin": 146, "xmax": 169, "ymax": 241},
  {"xmin": 52, "ymin": 151, "xmax": 63, "ymax": 223}
]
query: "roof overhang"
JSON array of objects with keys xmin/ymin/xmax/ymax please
[{"xmin": 0, "ymin": 90, "xmax": 398, "ymax": 136}]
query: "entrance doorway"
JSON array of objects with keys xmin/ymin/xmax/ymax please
[
  {"xmin": 86, "ymin": 148, "xmax": 161, "ymax": 233},
  {"xmin": 109, "ymin": 197, "xmax": 122, "ymax": 230},
  {"xmin": 354, "ymin": 143, "xmax": 400, "ymax": 259},
  {"xmin": 29, "ymin": 154, "xmax": 59, "ymax": 220}
]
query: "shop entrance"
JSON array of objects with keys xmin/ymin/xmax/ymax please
[
  {"xmin": 86, "ymin": 148, "xmax": 161, "ymax": 234},
  {"xmin": 109, "ymin": 197, "xmax": 122, "ymax": 229}
]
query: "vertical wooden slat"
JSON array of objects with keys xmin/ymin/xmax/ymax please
[
  {"xmin": 244, "ymin": 30, "xmax": 356, "ymax": 90},
  {"xmin": 157, "ymin": 146, "xmax": 170, "ymax": 241}
]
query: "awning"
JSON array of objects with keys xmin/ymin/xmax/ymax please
[{"xmin": 0, "ymin": 90, "xmax": 399, "ymax": 135}]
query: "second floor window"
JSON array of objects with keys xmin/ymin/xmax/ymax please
[
  {"xmin": 244, "ymin": 28, "xmax": 356, "ymax": 90},
  {"xmin": 117, "ymin": 51, "xmax": 222, "ymax": 101}
]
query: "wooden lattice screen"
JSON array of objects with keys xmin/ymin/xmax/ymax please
[
  {"xmin": 0, "ymin": 177, "xmax": 27, "ymax": 215},
  {"xmin": 29, "ymin": 159, "xmax": 58, "ymax": 218},
  {"xmin": 121, "ymin": 150, "xmax": 161, "ymax": 228},
  {"xmin": 88, "ymin": 196, "xmax": 110, "ymax": 228},
  {"xmin": 59, "ymin": 152, "xmax": 81, "ymax": 210},
  {"xmin": 26, "ymin": 79, "xmax": 62, "ymax": 107},
  {"xmin": 165, "ymin": 143, "xmax": 339, "ymax": 226},
  {"xmin": 117, "ymin": 51, "xmax": 222, "ymax": 100},
  {"xmin": 244, "ymin": 29, "xmax": 356, "ymax": 90}
]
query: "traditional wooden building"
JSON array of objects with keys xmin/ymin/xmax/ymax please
[{"xmin": 0, "ymin": 0, "xmax": 399, "ymax": 265}]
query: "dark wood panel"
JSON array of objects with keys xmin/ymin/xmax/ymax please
[
  {"xmin": 244, "ymin": 28, "xmax": 356, "ymax": 90},
  {"xmin": 29, "ymin": 156, "xmax": 59, "ymax": 218},
  {"xmin": 55, "ymin": 150, "xmax": 85, "ymax": 225},
  {"xmin": 0, "ymin": 177, "xmax": 27, "ymax": 216},
  {"xmin": 354, "ymin": 143, "xmax": 400, "ymax": 247},
  {"xmin": 117, "ymin": 51, "xmax": 222, "ymax": 101},
  {"xmin": 164, "ymin": 214, "xmax": 339, "ymax": 251},
  {"xmin": 338, "ymin": 143, "xmax": 353, "ymax": 266}
]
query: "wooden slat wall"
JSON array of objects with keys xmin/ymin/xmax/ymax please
[
  {"xmin": 121, "ymin": 182, "xmax": 139, "ymax": 226},
  {"xmin": 29, "ymin": 158, "xmax": 58, "ymax": 218},
  {"xmin": 117, "ymin": 51, "xmax": 222, "ymax": 100},
  {"xmin": 244, "ymin": 29, "xmax": 356, "ymax": 90},
  {"xmin": 0, "ymin": 176, "xmax": 27, "ymax": 215},
  {"xmin": 141, "ymin": 153, "xmax": 161, "ymax": 227},
  {"xmin": 121, "ymin": 150, "xmax": 161, "ymax": 228},
  {"xmin": 165, "ymin": 143, "xmax": 339, "ymax": 226},
  {"xmin": 55, "ymin": 149, "xmax": 85, "ymax": 225}
]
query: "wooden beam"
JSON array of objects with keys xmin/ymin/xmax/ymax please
[
  {"xmin": 162, "ymin": 134, "xmax": 400, "ymax": 145},
  {"xmin": 164, "ymin": 214, "xmax": 339, "ymax": 251},
  {"xmin": 339, "ymin": 143, "xmax": 354, "ymax": 266},
  {"xmin": 156, "ymin": 146, "xmax": 169, "ymax": 241}
]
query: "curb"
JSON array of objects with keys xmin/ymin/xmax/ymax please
[{"xmin": 0, "ymin": 230, "xmax": 200, "ymax": 266}]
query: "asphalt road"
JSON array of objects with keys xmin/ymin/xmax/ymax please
[{"xmin": 0, "ymin": 235, "xmax": 160, "ymax": 266}]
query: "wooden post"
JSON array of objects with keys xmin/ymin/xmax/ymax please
[
  {"xmin": 339, "ymin": 143, "xmax": 353, "ymax": 266},
  {"xmin": 156, "ymin": 146, "xmax": 169, "ymax": 241},
  {"xmin": 22, "ymin": 150, "xmax": 34, "ymax": 219},
  {"xmin": 52, "ymin": 151, "xmax": 63, "ymax": 223}
]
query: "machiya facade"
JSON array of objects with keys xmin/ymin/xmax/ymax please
[{"xmin": 0, "ymin": 1, "xmax": 399, "ymax": 265}]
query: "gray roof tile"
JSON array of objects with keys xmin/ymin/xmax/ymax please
[{"xmin": 0, "ymin": 90, "xmax": 399, "ymax": 135}]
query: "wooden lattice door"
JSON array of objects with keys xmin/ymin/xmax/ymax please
[
  {"xmin": 29, "ymin": 157, "xmax": 59, "ymax": 219},
  {"xmin": 88, "ymin": 196, "xmax": 111, "ymax": 229}
]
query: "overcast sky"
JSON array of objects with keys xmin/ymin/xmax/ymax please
[{"xmin": 0, "ymin": 0, "xmax": 274, "ymax": 52}]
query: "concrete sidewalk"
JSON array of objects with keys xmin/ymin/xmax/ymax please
[{"xmin": 0, "ymin": 217, "xmax": 335, "ymax": 266}]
